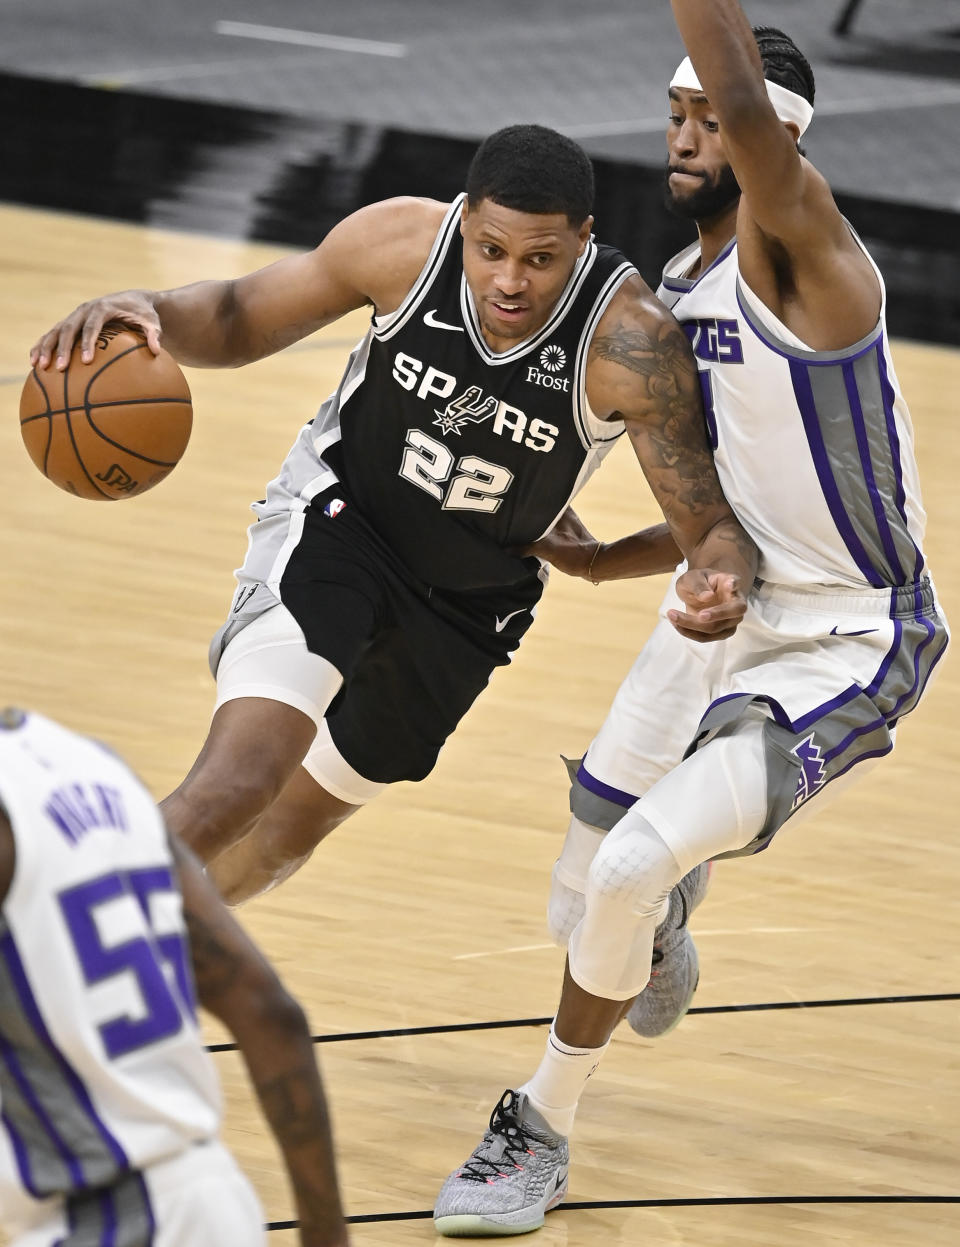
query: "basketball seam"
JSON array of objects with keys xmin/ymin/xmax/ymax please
[
  {"xmin": 62, "ymin": 402, "xmax": 112, "ymax": 499},
  {"xmin": 80, "ymin": 404, "xmax": 183, "ymax": 468},
  {"xmin": 22, "ymin": 368, "xmax": 55, "ymax": 476}
]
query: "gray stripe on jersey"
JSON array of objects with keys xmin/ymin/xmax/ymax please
[
  {"xmin": 63, "ymin": 1168, "xmax": 154, "ymax": 1247},
  {"xmin": 799, "ymin": 350, "xmax": 919, "ymax": 585},
  {"xmin": 0, "ymin": 922, "xmax": 121, "ymax": 1195}
]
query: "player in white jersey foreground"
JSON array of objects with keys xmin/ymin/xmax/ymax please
[
  {"xmin": 0, "ymin": 708, "xmax": 349, "ymax": 1247},
  {"xmin": 434, "ymin": 3, "xmax": 949, "ymax": 1236},
  {"xmin": 30, "ymin": 125, "xmax": 756, "ymax": 907}
]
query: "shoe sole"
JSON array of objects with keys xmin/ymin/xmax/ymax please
[{"xmin": 434, "ymin": 1176, "xmax": 568, "ymax": 1237}]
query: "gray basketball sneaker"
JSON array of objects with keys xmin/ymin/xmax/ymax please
[
  {"xmin": 625, "ymin": 861, "xmax": 711, "ymax": 1038},
  {"xmin": 434, "ymin": 1090, "xmax": 569, "ymax": 1237}
]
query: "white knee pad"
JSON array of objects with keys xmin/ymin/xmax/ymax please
[
  {"xmin": 547, "ymin": 817, "xmax": 605, "ymax": 945},
  {"xmin": 565, "ymin": 716, "xmax": 771, "ymax": 1000},
  {"xmin": 567, "ymin": 812, "xmax": 682, "ymax": 1000}
]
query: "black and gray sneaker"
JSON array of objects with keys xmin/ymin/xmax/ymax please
[
  {"xmin": 626, "ymin": 861, "xmax": 711, "ymax": 1038},
  {"xmin": 434, "ymin": 1090, "xmax": 569, "ymax": 1237}
]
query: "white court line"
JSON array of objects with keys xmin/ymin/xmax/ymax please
[
  {"xmin": 565, "ymin": 86, "xmax": 960, "ymax": 139},
  {"xmin": 453, "ymin": 928, "xmax": 822, "ymax": 959},
  {"xmin": 453, "ymin": 943, "xmax": 556, "ymax": 961},
  {"xmin": 215, "ymin": 20, "xmax": 408, "ymax": 59},
  {"xmin": 696, "ymin": 927, "xmax": 828, "ymax": 936}
]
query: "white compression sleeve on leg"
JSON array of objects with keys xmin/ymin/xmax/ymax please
[
  {"xmin": 547, "ymin": 816, "xmax": 606, "ymax": 945},
  {"xmin": 567, "ymin": 813, "xmax": 682, "ymax": 1000},
  {"xmin": 566, "ymin": 717, "xmax": 770, "ymax": 1000}
]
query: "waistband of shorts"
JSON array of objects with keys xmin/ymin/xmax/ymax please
[{"xmin": 752, "ymin": 575, "xmax": 936, "ymax": 619}]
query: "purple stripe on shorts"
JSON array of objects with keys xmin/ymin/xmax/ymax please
[
  {"xmin": 788, "ymin": 360, "xmax": 886, "ymax": 587},
  {"xmin": 826, "ymin": 742, "xmax": 895, "ymax": 785},
  {"xmin": 0, "ymin": 929, "xmax": 127, "ymax": 1173},
  {"xmin": 136, "ymin": 1170, "xmax": 157, "ymax": 1245},
  {"xmin": 576, "ymin": 761, "xmax": 636, "ymax": 810},
  {"xmin": 99, "ymin": 1187, "xmax": 116, "ymax": 1247},
  {"xmin": 864, "ymin": 619, "xmax": 903, "ymax": 700}
]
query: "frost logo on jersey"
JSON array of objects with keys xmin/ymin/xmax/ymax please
[
  {"xmin": 323, "ymin": 497, "xmax": 347, "ymax": 518},
  {"xmin": 526, "ymin": 344, "xmax": 571, "ymax": 392},
  {"xmin": 539, "ymin": 344, "xmax": 566, "ymax": 373},
  {"xmin": 792, "ymin": 733, "xmax": 827, "ymax": 807},
  {"xmin": 433, "ymin": 385, "xmax": 499, "ymax": 437}
]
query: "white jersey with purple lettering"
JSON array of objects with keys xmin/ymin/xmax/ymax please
[
  {"xmin": 658, "ymin": 233, "xmax": 927, "ymax": 591},
  {"xmin": 0, "ymin": 711, "xmax": 221, "ymax": 1239}
]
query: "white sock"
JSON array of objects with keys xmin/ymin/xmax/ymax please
[{"xmin": 518, "ymin": 1023, "xmax": 610, "ymax": 1136}]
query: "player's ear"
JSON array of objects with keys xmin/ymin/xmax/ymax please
[
  {"xmin": 460, "ymin": 201, "xmax": 471, "ymax": 236},
  {"xmin": 576, "ymin": 215, "xmax": 594, "ymax": 252}
]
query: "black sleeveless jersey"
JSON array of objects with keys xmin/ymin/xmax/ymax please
[{"xmin": 320, "ymin": 195, "xmax": 635, "ymax": 591}]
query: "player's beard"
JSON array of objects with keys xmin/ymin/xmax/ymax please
[{"xmin": 662, "ymin": 159, "xmax": 741, "ymax": 222}]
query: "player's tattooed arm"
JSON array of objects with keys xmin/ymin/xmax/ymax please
[
  {"xmin": 171, "ymin": 836, "xmax": 350, "ymax": 1247},
  {"xmin": 588, "ymin": 286, "xmax": 757, "ymax": 636}
]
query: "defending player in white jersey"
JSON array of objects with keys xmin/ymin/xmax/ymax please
[
  {"xmin": 0, "ymin": 708, "xmax": 348, "ymax": 1247},
  {"xmin": 435, "ymin": 3, "xmax": 948, "ymax": 1236}
]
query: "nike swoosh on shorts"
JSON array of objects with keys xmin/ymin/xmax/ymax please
[
  {"xmin": 494, "ymin": 608, "xmax": 526, "ymax": 632},
  {"xmin": 423, "ymin": 309, "xmax": 464, "ymax": 332},
  {"xmin": 829, "ymin": 626, "xmax": 879, "ymax": 637}
]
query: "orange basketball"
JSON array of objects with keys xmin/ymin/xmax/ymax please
[{"xmin": 19, "ymin": 324, "xmax": 193, "ymax": 500}]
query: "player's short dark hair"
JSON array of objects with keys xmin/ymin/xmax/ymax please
[
  {"xmin": 466, "ymin": 124, "xmax": 594, "ymax": 226},
  {"xmin": 753, "ymin": 26, "xmax": 816, "ymax": 105}
]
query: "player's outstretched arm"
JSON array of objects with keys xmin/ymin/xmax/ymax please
[
  {"xmin": 170, "ymin": 835, "xmax": 350, "ymax": 1247},
  {"xmin": 521, "ymin": 507, "xmax": 681, "ymax": 582},
  {"xmin": 29, "ymin": 197, "xmax": 446, "ymax": 373},
  {"xmin": 668, "ymin": 0, "xmax": 879, "ymax": 344},
  {"xmin": 588, "ymin": 279, "xmax": 757, "ymax": 639}
]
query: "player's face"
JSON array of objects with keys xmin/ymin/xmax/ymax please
[
  {"xmin": 460, "ymin": 199, "xmax": 592, "ymax": 349},
  {"xmin": 664, "ymin": 87, "xmax": 741, "ymax": 223}
]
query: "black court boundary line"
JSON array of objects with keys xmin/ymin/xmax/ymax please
[
  {"xmin": 205, "ymin": 991, "xmax": 960, "ymax": 1053},
  {"xmin": 263, "ymin": 1194, "xmax": 960, "ymax": 1229}
]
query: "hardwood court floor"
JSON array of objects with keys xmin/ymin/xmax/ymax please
[{"xmin": 0, "ymin": 204, "xmax": 957, "ymax": 1245}]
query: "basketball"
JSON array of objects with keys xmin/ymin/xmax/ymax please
[{"xmin": 19, "ymin": 323, "xmax": 193, "ymax": 500}]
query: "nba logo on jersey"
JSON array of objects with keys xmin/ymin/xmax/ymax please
[{"xmin": 324, "ymin": 498, "xmax": 347, "ymax": 519}]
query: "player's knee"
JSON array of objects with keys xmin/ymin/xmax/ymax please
[
  {"xmin": 586, "ymin": 813, "xmax": 682, "ymax": 918},
  {"xmin": 547, "ymin": 867, "xmax": 586, "ymax": 945},
  {"xmin": 162, "ymin": 766, "xmax": 289, "ymax": 862}
]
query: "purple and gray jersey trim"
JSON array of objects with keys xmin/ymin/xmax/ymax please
[
  {"xmin": 735, "ymin": 281, "xmax": 924, "ymax": 589},
  {"xmin": 570, "ymin": 576, "xmax": 946, "ymax": 855},
  {"xmin": 0, "ymin": 922, "xmax": 155, "ymax": 1241}
]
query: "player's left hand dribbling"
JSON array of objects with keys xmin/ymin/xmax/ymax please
[{"xmin": 667, "ymin": 569, "xmax": 748, "ymax": 642}]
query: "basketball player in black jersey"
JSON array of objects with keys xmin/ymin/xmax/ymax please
[{"xmin": 30, "ymin": 124, "xmax": 756, "ymax": 910}]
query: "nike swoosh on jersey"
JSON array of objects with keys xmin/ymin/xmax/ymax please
[
  {"xmin": 829, "ymin": 626, "xmax": 879, "ymax": 637},
  {"xmin": 423, "ymin": 308, "xmax": 464, "ymax": 332},
  {"xmin": 494, "ymin": 608, "xmax": 527, "ymax": 632}
]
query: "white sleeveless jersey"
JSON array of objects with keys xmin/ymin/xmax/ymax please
[
  {"xmin": 0, "ymin": 711, "xmax": 220, "ymax": 1232},
  {"xmin": 658, "ymin": 235, "xmax": 929, "ymax": 589}
]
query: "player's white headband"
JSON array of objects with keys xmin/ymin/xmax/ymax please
[{"xmin": 670, "ymin": 55, "xmax": 814, "ymax": 137}]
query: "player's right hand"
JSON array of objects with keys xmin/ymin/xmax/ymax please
[{"xmin": 29, "ymin": 292, "xmax": 163, "ymax": 371}]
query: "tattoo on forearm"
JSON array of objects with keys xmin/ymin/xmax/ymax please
[
  {"xmin": 593, "ymin": 320, "xmax": 725, "ymax": 518},
  {"xmin": 184, "ymin": 911, "xmax": 241, "ymax": 1000},
  {"xmin": 255, "ymin": 1061, "xmax": 330, "ymax": 1147}
]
